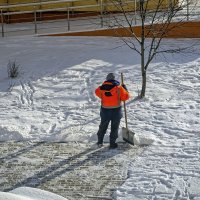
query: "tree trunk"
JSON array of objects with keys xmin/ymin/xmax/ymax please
[
  {"xmin": 140, "ymin": 0, "xmax": 146, "ymax": 98},
  {"xmin": 140, "ymin": 71, "xmax": 146, "ymax": 98}
]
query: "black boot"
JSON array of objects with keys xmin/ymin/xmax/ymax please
[
  {"xmin": 109, "ymin": 143, "xmax": 118, "ymax": 149},
  {"xmin": 97, "ymin": 142, "xmax": 103, "ymax": 148}
]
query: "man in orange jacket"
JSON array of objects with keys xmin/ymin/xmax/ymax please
[{"xmin": 95, "ymin": 73, "xmax": 130, "ymax": 148}]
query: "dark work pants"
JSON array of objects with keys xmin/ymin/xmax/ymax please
[{"xmin": 97, "ymin": 106, "xmax": 122, "ymax": 144}]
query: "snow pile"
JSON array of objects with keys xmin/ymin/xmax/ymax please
[
  {"xmin": 0, "ymin": 125, "xmax": 29, "ymax": 141},
  {"xmin": 0, "ymin": 187, "xmax": 68, "ymax": 200},
  {"xmin": 133, "ymin": 132, "xmax": 156, "ymax": 145}
]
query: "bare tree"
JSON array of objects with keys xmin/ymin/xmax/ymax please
[{"xmin": 104, "ymin": 0, "xmax": 197, "ymax": 98}]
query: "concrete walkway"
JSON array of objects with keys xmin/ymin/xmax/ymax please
[{"xmin": 0, "ymin": 142, "xmax": 143, "ymax": 200}]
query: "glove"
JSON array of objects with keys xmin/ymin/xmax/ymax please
[{"xmin": 122, "ymin": 84, "xmax": 128, "ymax": 91}]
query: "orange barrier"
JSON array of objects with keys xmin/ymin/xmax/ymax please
[{"xmin": 45, "ymin": 21, "xmax": 200, "ymax": 38}]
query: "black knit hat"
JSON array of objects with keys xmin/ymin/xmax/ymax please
[{"xmin": 106, "ymin": 73, "xmax": 115, "ymax": 80}]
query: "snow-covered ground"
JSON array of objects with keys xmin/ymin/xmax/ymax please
[{"xmin": 0, "ymin": 35, "xmax": 200, "ymax": 199}]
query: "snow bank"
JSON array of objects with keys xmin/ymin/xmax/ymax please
[{"xmin": 0, "ymin": 187, "xmax": 68, "ymax": 200}]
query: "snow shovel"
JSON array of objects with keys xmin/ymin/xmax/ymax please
[{"xmin": 121, "ymin": 73, "xmax": 135, "ymax": 145}]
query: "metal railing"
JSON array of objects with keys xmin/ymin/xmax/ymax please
[
  {"xmin": 0, "ymin": 0, "xmax": 199, "ymax": 37},
  {"xmin": 0, "ymin": 0, "xmax": 116, "ymax": 37},
  {"xmin": 0, "ymin": 0, "xmax": 105, "ymax": 37}
]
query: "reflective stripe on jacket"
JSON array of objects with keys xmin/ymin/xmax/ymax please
[{"xmin": 95, "ymin": 80, "xmax": 130, "ymax": 109}]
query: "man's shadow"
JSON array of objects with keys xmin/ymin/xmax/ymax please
[{"xmin": 3, "ymin": 142, "xmax": 132, "ymax": 192}]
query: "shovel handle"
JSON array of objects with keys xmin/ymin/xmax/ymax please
[
  {"xmin": 121, "ymin": 72, "xmax": 124, "ymax": 84},
  {"xmin": 121, "ymin": 73, "xmax": 128, "ymax": 130}
]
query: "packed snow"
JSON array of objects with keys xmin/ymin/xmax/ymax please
[{"xmin": 0, "ymin": 35, "xmax": 199, "ymax": 199}]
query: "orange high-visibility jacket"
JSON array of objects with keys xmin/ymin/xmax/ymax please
[{"xmin": 95, "ymin": 80, "xmax": 130, "ymax": 109}]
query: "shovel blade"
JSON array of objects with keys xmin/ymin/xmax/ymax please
[{"xmin": 122, "ymin": 127, "xmax": 135, "ymax": 145}]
